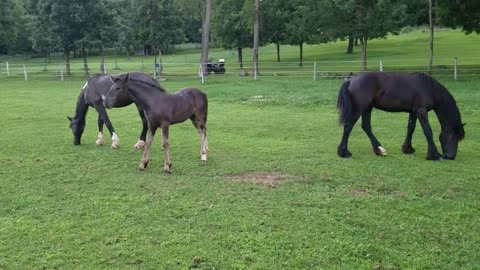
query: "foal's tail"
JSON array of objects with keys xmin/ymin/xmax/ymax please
[{"xmin": 337, "ymin": 80, "xmax": 352, "ymax": 125}]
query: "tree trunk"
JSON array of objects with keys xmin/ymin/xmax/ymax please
[
  {"xmin": 64, "ymin": 49, "xmax": 71, "ymax": 75},
  {"xmin": 237, "ymin": 47, "xmax": 245, "ymax": 75},
  {"xmin": 253, "ymin": 0, "xmax": 260, "ymax": 77},
  {"xmin": 82, "ymin": 47, "xmax": 89, "ymax": 76},
  {"xmin": 200, "ymin": 0, "xmax": 211, "ymax": 76},
  {"xmin": 360, "ymin": 36, "xmax": 368, "ymax": 71},
  {"xmin": 299, "ymin": 43, "xmax": 303, "ymax": 67},
  {"xmin": 428, "ymin": 0, "xmax": 434, "ymax": 74},
  {"xmin": 347, "ymin": 37, "xmax": 354, "ymax": 54},
  {"xmin": 276, "ymin": 43, "xmax": 280, "ymax": 62},
  {"xmin": 99, "ymin": 46, "xmax": 105, "ymax": 74},
  {"xmin": 354, "ymin": 38, "xmax": 358, "ymax": 46}
]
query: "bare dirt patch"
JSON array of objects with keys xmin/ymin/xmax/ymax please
[
  {"xmin": 350, "ymin": 188, "xmax": 370, "ymax": 196},
  {"xmin": 225, "ymin": 171, "xmax": 289, "ymax": 188}
]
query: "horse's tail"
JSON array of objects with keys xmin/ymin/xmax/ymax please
[{"xmin": 337, "ymin": 80, "xmax": 352, "ymax": 125}]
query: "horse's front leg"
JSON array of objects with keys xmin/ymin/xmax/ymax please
[
  {"xmin": 417, "ymin": 110, "xmax": 442, "ymax": 160},
  {"xmin": 161, "ymin": 124, "xmax": 172, "ymax": 174},
  {"xmin": 96, "ymin": 115, "xmax": 105, "ymax": 146},
  {"xmin": 138, "ymin": 125, "xmax": 156, "ymax": 171},
  {"xmin": 402, "ymin": 112, "xmax": 417, "ymax": 154},
  {"xmin": 134, "ymin": 106, "xmax": 147, "ymax": 149},
  {"xmin": 95, "ymin": 105, "xmax": 120, "ymax": 149}
]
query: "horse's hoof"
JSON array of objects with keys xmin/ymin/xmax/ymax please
[
  {"xmin": 201, "ymin": 154, "xmax": 208, "ymax": 162},
  {"xmin": 402, "ymin": 145, "xmax": 415, "ymax": 154},
  {"xmin": 138, "ymin": 165, "xmax": 145, "ymax": 171},
  {"xmin": 338, "ymin": 149, "xmax": 352, "ymax": 158},
  {"xmin": 426, "ymin": 153, "xmax": 443, "ymax": 160},
  {"xmin": 375, "ymin": 146, "xmax": 388, "ymax": 156},
  {"xmin": 134, "ymin": 140, "xmax": 146, "ymax": 149},
  {"xmin": 163, "ymin": 170, "xmax": 171, "ymax": 175},
  {"xmin": 95, "ymin": 139, "xmax": 104, "ymax": 146}
]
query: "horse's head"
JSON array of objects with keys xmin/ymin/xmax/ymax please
[
  {"xmin": 67, "ymin": 116, "xmax": 85, "ymax": 145},
  {"xmin": 102, "ymin": 73, "xmax": 130, "ymax": 109},
  {"xmin": 440, "ymin": 123, "xmax": 465, "ymax": 160}
]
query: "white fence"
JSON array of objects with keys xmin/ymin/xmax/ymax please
[{"xmin": 0, "ymin": 58, "xmax": 479, "ymax": 82}]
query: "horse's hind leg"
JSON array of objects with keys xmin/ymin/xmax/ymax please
[
  {"xmin": 361, "ymin": 108, "xmax": 387, "ymax": 156},
  {"xmin": 139, "ymin": 124, "xmax": 156, "ymax": 171},
  {"xmin": 337, "ymin": 114, "xmax": 360, "ymax": 158},
  {"xmin": 96, "ymin": 115, "xmax": 105, "ymax": 146},
  {"xmin": 190, "ymin": 115, "xmax": 208, "ymax": 162},
  {"xmin": 134, "ymin": 106, "xmax": 147, "ymax": 149},
  {"xmin": 402, "ymin": 112, "xmax": 417, "ymax": 154}
]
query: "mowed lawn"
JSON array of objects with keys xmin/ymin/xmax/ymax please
[{"xmin": 1, "ymin": 76, "xmax": 479, "ymax": 269}]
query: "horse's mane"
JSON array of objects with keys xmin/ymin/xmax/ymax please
[{"xmin": 128, "ymin": 73, "xmax": 167, "ymax": 93}]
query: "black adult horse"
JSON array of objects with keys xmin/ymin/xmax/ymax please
[
  {"xmin": 67, "ymin": 74, "xmax": 153, "ymax": 149},
  {"xmin": 102, "ymin": 72, "xmax": 209, "ymax": 174},
  {"xmin": 337, "ymin": 72, "xmax": 465, "ymax": 160}
]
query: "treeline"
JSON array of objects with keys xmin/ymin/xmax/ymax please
[{"xmin": 1, "ymin": 0, "xmax": 478, "ymax": 72}]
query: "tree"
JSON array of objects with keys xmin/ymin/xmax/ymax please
[
  {"xmin": 0, "ymin": 0, "xmax": 17, "ymax": 54},
  {"xmin": 200, "ymin": 0, "xmax": 211, "ymax": 76},
  {"xmin": 428, "ymin": 0, "xmax": 434, "ymax": 74},
  {"xmin": 437, "ymin": 0, "xmax": 480, "ymax": 34},
  {"xmin": 252, "ymin": 0, "xmax": 260, "ymax": 76},
  {"xmin": 212, "ymin": 0, "xmax": 253, "ymax": 75},
  {"xmin": 326, "ymin": 0, "xmax": 407, "ymax": 71},
  {"xmin": 30, "ymin": 0, "xmax": 87, "ymax": 74},
  {"xmin": 135, "ymin": 0, "xmax": 185, "ymax": 64},
  {"xmin": 261, "ymin": 0, "xmax": 288, "ymax": 62}
]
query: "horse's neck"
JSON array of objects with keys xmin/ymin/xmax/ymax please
[
  {"xmin": 73, "ymin": 90, "xmax": 89, "ymax": 122},
  {"xmin": 433, "ymin": 93, "xmax": 461, "ymax": 129},
  {"xmin": 128, "ymin": 81, "xmax": 167, "ymax": 105}
]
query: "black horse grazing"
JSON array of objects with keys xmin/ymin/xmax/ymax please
[
  {"xmin": 103, "ymin": 72, "xmax": 209, "ymax": 174},
  {"xmin": 67, "ymin": 74, "xmax": 154, "ymax": 149},
  {"xmin": 337, "ymin": 72, "xmax": 465, "ymax": 160}
]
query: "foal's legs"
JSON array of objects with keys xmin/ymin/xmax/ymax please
[
  {"xmin": 138, "ymin": 124, "xmax": 156, "ymax": 171},
  {"xmin": 96, "ymin": 115, "xmax": 105, "ymax": 146},
  {"xmin": 161, "ymin": 124, "xmax": 172, "ymax": 173},
  {"xmin": 417, "ymin": 110, "xmax": 442, "ymax": 160},
  {"xmin": 134, "ymin": 106, "xmax": 147, "ymax": 149},
  {"xmin": 402, "ymin": 112, "xmax": 417, "ymax": 154},
  {"xmin": 337, "ymin": 114, "xmax": 361, "ymax": 158},
  {"xmin": 190, "ymin": 115, "xmax": 208, "ymax": 162},
  {"xmin": 94, "ymin": 105, "xmax": 120, "ymax": 148},
  {"xmin": 361, "ymin": 108, "xmax": 387, "ymax": 156}
]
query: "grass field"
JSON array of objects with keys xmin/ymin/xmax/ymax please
[
  {"xmin": 1, "ymin": 29, "xmax": 480, "ymax": 269},
  {"xmin": 0, "ymin": 76, "xmax": 479, "ymax": 269},
  {"xmin": 1, "ymin": 29, "xmax": 480, "ymax": 80}
]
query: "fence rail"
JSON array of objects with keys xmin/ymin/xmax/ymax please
[{"xmin": 1, "ymin": 58, "xmax": 479, "ymax": 82}]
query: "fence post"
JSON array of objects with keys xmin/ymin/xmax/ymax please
[
  {"xmin": 380, "ymin": 60, "xmax": 383, "ymax": 72},
  {"xmin": 454, "ymin": 57, "xmax": 458, "ymax": 81},
  {"xmin": 199, "ymin": 64, "xmax": 205, "ymax": 84},
  {"xmin": 141, "ymin": 59, "xmax": 145, "ymax": 69},
  {"xmin": 23, "ymin": 64, "xmax": 28, "ymax": 81},
  {"xmin": 153, "ymin": 63, "xmax": 156, "ymax": 79},
  {"xmin": 313, "ymin": 61, "xmax": 317, "ymax": 80},
  {"xmin": 115, "ymin": 59, "xmax": 119, "ymax": 70},
  {"xmin": 60, "ymin": 64, "xmax": 64, "ymax": 81},
  {"xmin": 6, "ymin": 62, "xmax": 10, "ymax": 77}
]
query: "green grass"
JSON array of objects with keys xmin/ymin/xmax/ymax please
[{"xmin": 0, "ymin": 76, "xmax": 479, "ymax": 269}]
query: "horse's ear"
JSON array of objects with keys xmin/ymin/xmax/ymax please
[
  {"xmin": 463, "ymin": 123, "xmax": 467, "ymax": 127},
  {"xmin": 124, "ymin": 72, "xmax": 130, "ymax": 82},
  {"xmin": 66, "ymin": 116, "xmax": 73, "ymax": 122}
]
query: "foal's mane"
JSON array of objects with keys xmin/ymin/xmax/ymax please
[{"xmin": 127, "ymin": 74, "xmax": 167, "ymax": 93}]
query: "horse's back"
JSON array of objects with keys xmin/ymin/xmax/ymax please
[{"xmin": 349, "ymin": 72, "xmax": 439, "ymax": 112}]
